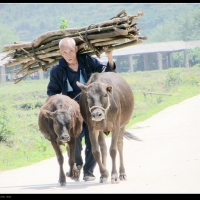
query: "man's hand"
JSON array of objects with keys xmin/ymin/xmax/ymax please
[
  {"xmin": 103, "ymin": 46, "xmax": 113, "ymax": 58},
  {"xmin": 103, "ymin": 46, "xmax": 114, "ymax": 70},
  {"xmin": 105, "ymin": 50, "xmax": 113, "ymax": 58}
]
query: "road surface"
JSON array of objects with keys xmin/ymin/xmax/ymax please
[{"xmin": 0, "ymin": 94, "xmax": 200, "ymax": 194}]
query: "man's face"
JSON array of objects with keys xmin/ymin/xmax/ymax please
[{"xmin": 60, "ymin": 45, "xmax": 78, "ymax": 65}]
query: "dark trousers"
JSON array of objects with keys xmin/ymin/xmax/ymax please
[{"xmin": 75, "ymin": 121, "xmax": 96, "ymax": 175}]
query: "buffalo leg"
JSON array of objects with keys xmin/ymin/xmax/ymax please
[
  {"xmin": 98, "ymin": 131, "xmax": 107, "ymax": 168},
  {"xmin": 50, "ymin": 140, "xmax": 66, "ymax": 186},
  {"xmin": 89, "ymin": 129, "xmax": 109, "ymax": 183},
  {"xmin": 110, "ymin": 128, "xmax": 120, "ymax": 184},
  {"xmin": 66, "ymin": 138, "xmax": 80, "ymax": 181},
  {"xmin": 117, "ymin": 127, "xmax": 127, "ymax": 181}
]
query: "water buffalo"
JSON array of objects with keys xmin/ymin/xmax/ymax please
[
  {"xmin": 38, "ymin": 94, "xmax": 83, "ymax": 186},
  {"xmin": 76, "ymin": 72, "xmax": 140, "ymax": 184}
]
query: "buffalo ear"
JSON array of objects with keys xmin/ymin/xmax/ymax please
[
  {"xmin": 40, "ymin": 108, "xmax": 54, "ymax": 119},
  {"xmin": 76, "ymin": 81, "xmax": 88, "ymax": 92},
  {"xmin": 106, "ymin": 85, "xmax": 113, "ymax": 93}
]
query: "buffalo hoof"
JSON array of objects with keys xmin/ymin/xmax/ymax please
[
  {"xmin": 58, "ymin": 175, "xmax": 66, "ymax": 186},
  {"xmin": 119, "ymin": 173, "xmax": 127, "ymax": 181},
  {"xmin": 71, "ymin": 176, "xmax": 79, "ymax": 182},
  {"xmin": 58, "ymin": 181, "xmax": 66, "ymax": 186},
  {"xmin": 100, "ymin": 176, "xmax": 107, "ymax": 183},
  {"xmin": 99, "ymin": 169, "xmax": 109, "ymax": 183},
  {"xmin": 66, "ymin": 171, "xmax": 80, "ymax": 182},
  {"xmin": 111, "ymin": 173, "xmax": 120, "ymax": 184}
]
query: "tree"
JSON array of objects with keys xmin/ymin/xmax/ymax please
[
  {"xmin": 58, "ymin": 17, "xmax": 68, "ymax": 30},
  {"xmin": 0, "ymin": 23, "xmax": 19, "ymax": 52},
  {"xmin": 188, "ymin": 47, "xmax": 200, "ymax": 67}
]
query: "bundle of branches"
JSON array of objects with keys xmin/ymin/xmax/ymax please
[{"xmin": 1, "ymin": 9, "xmax": 147, "ymax": 84}]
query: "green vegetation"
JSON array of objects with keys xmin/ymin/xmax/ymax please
[
  {"xmin": 0, "ymin": 3, "xmax": 200, "ymax": 50},
  {"xmin": 0, "ymin": 67, "xmax": 200, "ymax": 171},
  {"xmin": 58, "ymin": 17, "xmax": 68, "ymax": 29}
]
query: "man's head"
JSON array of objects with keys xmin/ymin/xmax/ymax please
[{"xmin": 59, "ymin": 38, "xmax": 78, "ymax": 65}]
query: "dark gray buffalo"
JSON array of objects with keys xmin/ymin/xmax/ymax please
[
  {"xmin": 76, "ymin": 72, "xmax": 141, "ymax": 184},
  {"xmin": 38, "ymin": 94, "xmax": 83, "ymax": 186}
]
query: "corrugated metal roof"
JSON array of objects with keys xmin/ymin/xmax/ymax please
[
  {"xmin": 1, "ymin": 40, "xmax": 200, "ymax": 66},
  {"xmin": 97, "ymin": 40, "xmax": 200, "ymax": 59}
]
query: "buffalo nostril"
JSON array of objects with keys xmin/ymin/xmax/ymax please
[
  {"xmin": 92, "ymin": 112, "xmax": 97, "ymax": 118},
  {"xmin": 92, "ymin": 112, "xmax": 102, "ymax": 118},
  {"xmin": 60, "ymin": 135, "xmax": 70, "ymax": 141}
]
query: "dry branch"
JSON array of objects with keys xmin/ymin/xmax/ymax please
[
  {"xmin": 142, "ymin": 92, "xmax": 174, "ymax": 97},
  {"xmin": 93, "ymin": 38, "xmax": 131, "ymax": 47}
]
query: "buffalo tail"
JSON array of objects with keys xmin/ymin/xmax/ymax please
[{"xmin": 124, "ymin": 130, "xmax": 142, "ymax": 141}]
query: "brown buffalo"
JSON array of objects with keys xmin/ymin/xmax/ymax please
[
  {"xmin": 38, "ymin": 94, "xmax": 83, "ymax": 186},
  {"xmin": 76, "ymin": 72, "xmax": 141, "ymax": 184}
]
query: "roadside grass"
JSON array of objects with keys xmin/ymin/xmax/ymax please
[{"xmin": 0, "ymin": 67, "xmax": 199, "ymax": 171}]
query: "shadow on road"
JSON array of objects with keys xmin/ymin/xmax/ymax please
[{"xmin": 0, "ymin": 181, "xmax": 111, "ymax": 192}]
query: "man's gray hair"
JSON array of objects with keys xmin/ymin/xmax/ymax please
[{"xmin": 59, "ymin": 38, "xmax": 76, "ymax": 49}]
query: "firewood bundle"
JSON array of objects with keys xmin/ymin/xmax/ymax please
[{"xmin": 1, "ymin": 9, "xmax": 147, "ymax": 84}]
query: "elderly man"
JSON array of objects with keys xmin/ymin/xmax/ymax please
[{"xmin": 47, "ymin": 37, "xmax": 116, "ymax": 181}]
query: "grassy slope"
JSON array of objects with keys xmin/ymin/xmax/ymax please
[{"xmin": 0, "ymin": 67, "xmax": 200, "ymax": 171}]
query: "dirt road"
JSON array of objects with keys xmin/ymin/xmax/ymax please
[{"xmin": 1, "ymin": 94, "xmax": 200, "ymax": 194}]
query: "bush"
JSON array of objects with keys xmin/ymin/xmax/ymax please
[
  {"xmin": 193, "ymin": 63, "xmax": 200, "ymax": 69},
  {"xmin": 0, "ymin": 104, "xmax": 14, "ymax": 145},
  {"xmin": 17, "ymin": 101, "xmax": 44, "ymax": 110},
  {"xmin": 165, "ymin": 68, "xmax": 182, "ymax": 89}
]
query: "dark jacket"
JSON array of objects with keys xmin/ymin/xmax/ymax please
[{"xmin": 47, "ymin": 53, "xmax": 116, "ymax": 97}]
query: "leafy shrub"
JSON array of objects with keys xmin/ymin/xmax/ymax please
[
  {"xmin": 193, "ymin": 63, "xmax": 200, "ymax": 69},
  {"xmin": 34, "ymin": 101, "xmax": 44, "ymax": 108},
  {"xmin": 19, "ymin": 103, "xmax": 33, "ymax": 110},
  {"xmin": 188, "ymin": 47, "xmax": 200, "ymax": 67},
  {"xmin": 156, "ymin": 96, "xmax": 163, "ymax": 104},
  {"xmin": 17, "ymin": 101, "xmax": 44, "ymax": 110},
  {"xmin": 0, "ymin": 104, "xmax": 14, "ymax": 145},
  {"xmin": 165, "ymin": 69, "xmax": 182, "ymax": 89},
  {"xmin": 182, "ymin": 74, "xmax": 199, "ymax": 85}
]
